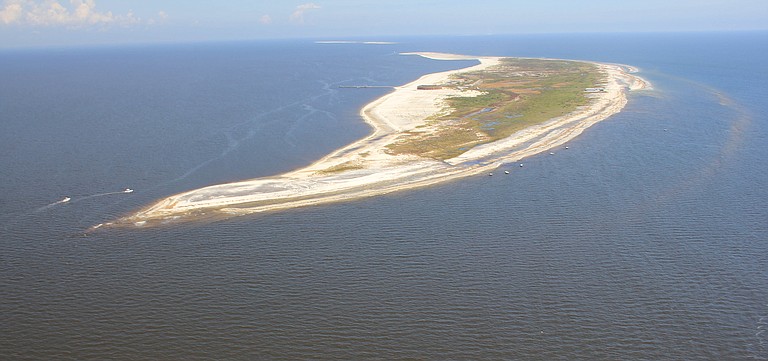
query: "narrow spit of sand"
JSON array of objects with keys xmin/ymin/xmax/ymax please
[{"xmin": 107, "ymin": 53, "xmax": 648, "ymax": 228}]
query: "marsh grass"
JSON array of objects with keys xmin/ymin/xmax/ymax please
[
  {"xmin": 387, "ymin": 58, "xmax": 604, "ymax": 160},
  {"xmin": 316, "ymin": 161, "xmax": 364, "ymax": 174}
]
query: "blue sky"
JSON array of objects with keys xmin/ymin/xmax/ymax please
[{"xmin": 1, "ymin": 0, "xmax": 767, "ymax": 48}]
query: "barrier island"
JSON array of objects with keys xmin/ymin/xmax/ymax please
[{"xmin": 105, "ymin": 53, "xmax": 648, "ymax": 228}]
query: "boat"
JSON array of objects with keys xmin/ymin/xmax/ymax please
[
  {"xmin": 123, "ymin": 188, "xmax": 134, "ymax": 193},
  {"xmin": 504, "ymin": 171, "xmax": 510, "ymax": 174},
  {"xmin": 61, "ymin": 197, "xmax": 71, "ymax": 203}
]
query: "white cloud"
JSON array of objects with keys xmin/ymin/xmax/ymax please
[
  {"xmin": 259, "ymin": 14, "xmax": 272, "ymax": 25},
  {"xmin": 147, "ymin": 10, "xmax": 167, "ymax": 25},
  {"xmin": 0, "ymin": 1, "xmax": 23, "ymax": 24},
  {"xmin": 0, "ymin": 0, "xmax": 151, "ymax": 27},
  {"xmin": 289, "ymin": 3, "xmax": 320, "ymax": 24}
]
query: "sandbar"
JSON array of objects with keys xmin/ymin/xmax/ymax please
[{"xmin": 106, "ymin": 53, "xmax": 648, "ymax": 227}]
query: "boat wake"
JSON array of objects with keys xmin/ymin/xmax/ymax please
[
  {"xmin": 33, "ymin": 189, "xmax": 134, "ymax": 213},
  {"xmin": 33, "ymin": 197, "xmax": 72, "ymax": 213},
  {"xmin": 72, "ymin": 188, "xmax": 133, "ymax": 203}
]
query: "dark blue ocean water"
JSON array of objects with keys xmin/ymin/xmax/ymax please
[{"xmin": 1, "ymin": 32, "xmax": 767, "ymax": 360}]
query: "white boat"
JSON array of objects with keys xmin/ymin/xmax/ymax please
[
  {"xmin": 123, "ymin": 188, "xmax": 134, "ymax": 193},
  {"xmin": 504, "ymin": 171, "xmax": 509, "ymax": 174},
  {"xmin": 61, "ymin": 197, "xmax": 71, "ymax": 203}
]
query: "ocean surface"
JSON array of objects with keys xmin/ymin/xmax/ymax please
[{"xmin": 1, "ymin": 32, "xmax": 767, "ymax": 360}]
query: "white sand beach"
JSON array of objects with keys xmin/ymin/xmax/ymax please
[{"xmin": 109, "ymin": 53, "xmax": 648, "ymax": 227}]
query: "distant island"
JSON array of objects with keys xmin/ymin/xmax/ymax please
[{"xmin": 103, "ymin": 52, "xmax": 648, "ymax": 228}]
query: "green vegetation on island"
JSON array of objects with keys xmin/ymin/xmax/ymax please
[
  {"xmin": 315, "ymin": 160, "xmax": 365, "ymax": 174},
  {"xmin": 387, "ymin": 58, "xmax": 606, "ymax": 160}
]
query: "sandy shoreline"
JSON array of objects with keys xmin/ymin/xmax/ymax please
[{"xmin": 107, "ymin": 53, "xmax": 648, "ymax": 228}]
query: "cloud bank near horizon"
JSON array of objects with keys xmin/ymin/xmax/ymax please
[
  {"xmin": 0, "ymin": 0, "xmax": 164, "ymax": 27},
  {"xmin": 2, "ymin": 0, "xmax": 765, "ymax": 49}
]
